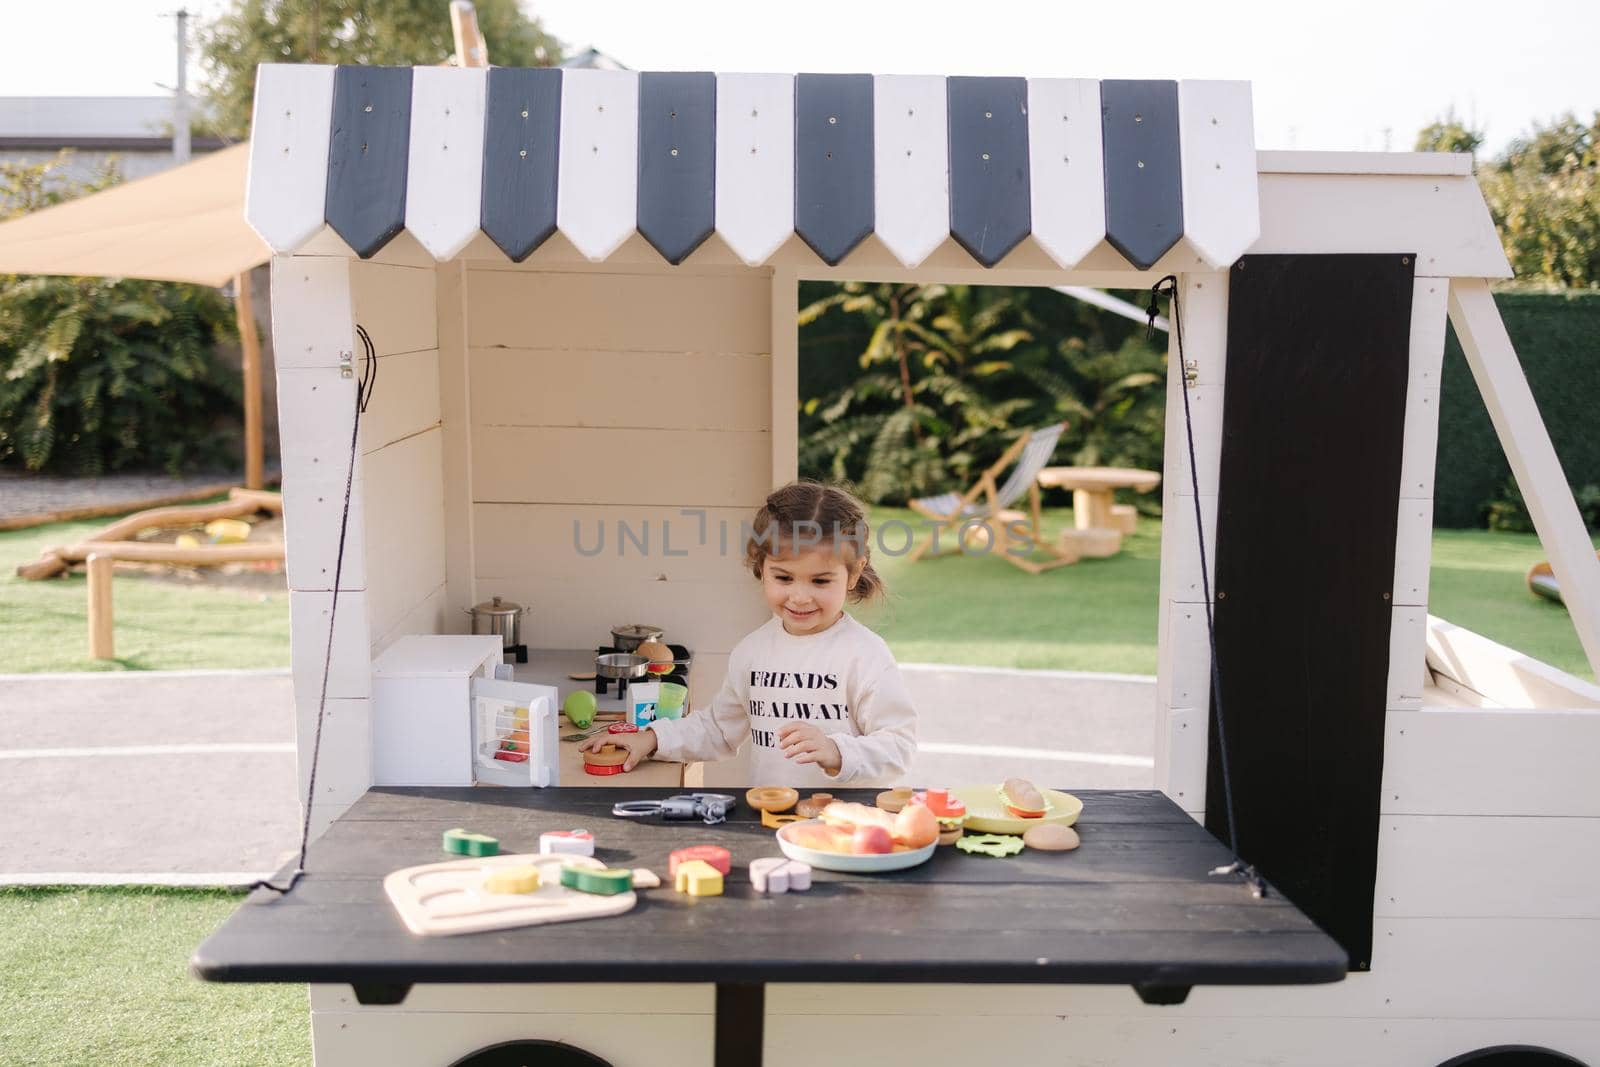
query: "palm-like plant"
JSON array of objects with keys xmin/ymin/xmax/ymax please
[{"xmin": 798, "ymin": 282, "xmax": 1034, "ymax": 504}]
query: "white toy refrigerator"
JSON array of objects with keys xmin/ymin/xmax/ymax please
[{"xmin": 371, "ymin": 635, "xmax": 558, "ymax": 787}]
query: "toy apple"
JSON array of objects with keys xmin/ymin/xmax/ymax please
[{"xmin": 852, "ymin": 825, "xmax": 893, "ymax": 855}]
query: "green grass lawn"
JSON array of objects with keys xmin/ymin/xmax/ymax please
[
  {"xmin": 0, "ymin": 889, "xmax": 309, "ymax": 1067},
  {"xmin": 0, "ymin": 510, "xmax": 291, "ymax": 674},
  {"xmin": 1, "ymin": 505, "xmax": 1592, "ymax": 679}
]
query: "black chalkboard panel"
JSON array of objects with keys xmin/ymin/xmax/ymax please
[{"xmin": 1206, "ymin": 253, "xmax": 1414, "ymax": 971}]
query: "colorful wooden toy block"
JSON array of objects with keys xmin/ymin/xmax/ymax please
[
  {"xmin": 673, "ymin": 859, "xmax": 723, "ymax": 897},
  {"xmin": 442, "ymin": 828, "xmax": 499, "ymax": 857},
  {"xmin": 630, "ymin": 868, "xmax": 661, "ymax": 889},
  {"xmin": 482, "ymin": 866, "xmax": 542, "ymax": 894},
  {"xmin": 750, "ymin": 857, "xmax": 812, "ymax": 894},
  {"xmin": 539, "ymin": 829, "xmax": 596, "ymax": 857},
  {"xmin": 669, "ymin": 845, "xmax": 731, "ymax": 878},
  {"xmin": 559, "ymin": 865, "xmax": 634, "ymax": 896}
]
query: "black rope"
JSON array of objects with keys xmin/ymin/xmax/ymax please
[
  {"xmin": 250, "ymin": 325, "xmax": 378, "ymax": 896},
  {"xmin": 1149, "ymin": 276, "xmax": 1266, "ymax": 899}
]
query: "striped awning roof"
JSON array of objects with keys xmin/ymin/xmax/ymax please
[{"xmin": 246, "ymin": 65, "xmax": 1258, "ymax": 271}]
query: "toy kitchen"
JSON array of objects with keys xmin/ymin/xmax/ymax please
[{"xmin": 369, "ymin": 611, "xmax": 706, "ymax": 798}]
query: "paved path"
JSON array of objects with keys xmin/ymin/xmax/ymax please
[
  {"xmin": 0, "ymin": 670, "xmax": 299, "ymax": 885},
  {"xmin": 0, "ymin": 665, "xmax": 1156, "ymax": 886}
]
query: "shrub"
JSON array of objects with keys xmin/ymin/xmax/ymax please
[{"xmin": 0, "ymin": 155, "xmax": 241, "ymax": 475}]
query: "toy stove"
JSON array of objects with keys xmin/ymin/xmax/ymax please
[{"xmin": 595, "ymin": 643, "xmax": 692, "ymax": 702}]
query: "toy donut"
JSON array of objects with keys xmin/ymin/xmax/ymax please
[
  {"xmin": 794, "ymin": 792, "xmax": 835, "ymax": 819},
  {"xmin": 582, "ymin": 743, "xmax": 629, "ymax": 776},
  {"xmin": 745, "ymin": 786, "xmax": 800, "ymax": 813}
]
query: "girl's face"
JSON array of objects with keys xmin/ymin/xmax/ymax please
[{"xmin": 761, "ymin": 543, "xmax": 863, "ymax": 636}]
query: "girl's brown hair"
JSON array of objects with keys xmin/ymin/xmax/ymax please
[{"xmin": 744, "ymin": 480, "xmax": 885, "ymax": 602}]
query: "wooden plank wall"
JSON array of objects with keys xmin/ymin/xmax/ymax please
[
  {"xmin": 274, "ymin": 254, "xmax": 447, "ymax": 838},
  {"xmin": 462, "ymin": 263, "xmax": 778, "ymax": 718}
]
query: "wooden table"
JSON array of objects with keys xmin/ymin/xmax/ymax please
[
  {"xmin": 192, "ymin": 787, "xmax": 1345, "ymax": 1066},
  {"xmin": 1036, "ymin": 466, "xmax": 1161, "ymax": 532}
]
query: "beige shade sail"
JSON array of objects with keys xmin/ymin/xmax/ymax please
[{"xmin": 0, "ymin": 142, "xmax": 267, "ymax": 287}]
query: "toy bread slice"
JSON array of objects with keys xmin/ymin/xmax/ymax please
[{"xmin": 999, "ymin": 778, "xmax": 1047, "ymax": 819}]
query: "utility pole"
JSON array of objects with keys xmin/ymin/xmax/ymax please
[{"xmin": 174, "ymin": 8, "xmax": 191, "ymax": 162}]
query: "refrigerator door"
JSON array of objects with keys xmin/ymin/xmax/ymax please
[{"xmin": 470, "ymin": 678, "xmax": 560, "ymax": 787}]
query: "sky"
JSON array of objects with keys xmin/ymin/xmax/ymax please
[{"xmin": 1, "ymin": 0, "xmax": 1594, "ymax": 157}]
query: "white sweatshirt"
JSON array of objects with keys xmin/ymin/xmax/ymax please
[{"xmin": 647, "ymin": 612, "xmax": 917, "ymax": 788}]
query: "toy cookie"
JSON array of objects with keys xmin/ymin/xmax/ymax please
[
  {"xmin": 745, "ymin": 786, "xmax": 800, "ymax": 813},
  {"xmin": 957, "ymin": 834, "xmax": 1025, "ymax": 858},
  {"xmin": 875, "ymin": 787, "xmax": 914, "ymax": 813}
]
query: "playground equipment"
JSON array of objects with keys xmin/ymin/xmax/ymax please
[
  {"xmin": 16, "ymin": 487, "xmax": 283, "ymax": 658},
  {"xmin": 187, "ymin": 59, "xmax": 1600, "ymax": 1067}
]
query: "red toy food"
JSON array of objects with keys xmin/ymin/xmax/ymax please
[
  {"xmin": 916, "ymin": 788, "xmax": 967, "ymax": 819},
  {"xmin": 852, "ymin": 825, "xmax": 893, "ymax": 854},
  {"xmin": 669, "ymin": 845, "xmax": 731, "ymax": 877}
]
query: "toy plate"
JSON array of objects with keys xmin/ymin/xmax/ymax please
[
  {"xmin": 948, "ymin": 784, "xmax": 1083, "ymax": 834},
  {"xmin": 776, "ymin": 819, "xmax": 937, "ymax": 873}
]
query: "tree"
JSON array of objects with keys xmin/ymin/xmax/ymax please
[
  {"xmin": 198, "ymin": 0, "xmax": 567, "ymax": 138},
  {"xmin": 1419, "ymin": 110, "xmax": 1600, "ymax": 288}
]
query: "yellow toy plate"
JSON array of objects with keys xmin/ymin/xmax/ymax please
[{"xmin": 949, "ymin": 784, "xmax": 1083, "ymax": 834}]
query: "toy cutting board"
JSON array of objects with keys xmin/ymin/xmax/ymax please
[
  {"xmin": 385, "ymin": 853, "xmax": 635, "ymax": 937},
  {"xmin": 949, "ymin": 784, "xmax": 1084, "ymax": 834}
]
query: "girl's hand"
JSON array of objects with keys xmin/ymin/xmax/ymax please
[
  {"xmin": 777, "ymin": 722, "xmax": 841, "ymax": 774},
  {"xmin": 577, "ymin": 729, "xmax": 658, "ymax": 771}
]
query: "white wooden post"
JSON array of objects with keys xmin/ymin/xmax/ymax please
[{"xmin": 1448, "ymin": 278, "xmax": 1600, "ymax": 677}]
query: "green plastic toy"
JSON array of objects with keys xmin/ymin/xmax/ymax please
[
  {"xmin": 563, "ymin": 690, "xmax": 598, "ymax": 728},
  {"xmin": 955, "ymin": 834, "xmax": 1024, "ymax": 858},
  {"xmin": 560, "ymin": 865, "xmax": 634, "ymax": 896},
  {"xmin": 442, "ymin": 828, "xmax": 499, "ymax": 857}
]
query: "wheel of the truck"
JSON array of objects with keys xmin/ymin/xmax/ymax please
[
  {"xmin": 446, "ymin": 1040, "xmax": 613, "ymax": 1067},
  {"xmin": 1438, "ymin": 1046, "xmax": 1588, "ymax": 1067}
]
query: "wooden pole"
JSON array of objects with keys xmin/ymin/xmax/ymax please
[
  {"xmin": 87, "ymin": 553, "xmax": 114, "ymax": 660},
  {"xmin": 235, "ymin": 271, "xmax": 264, "ymax": 491},
  {"xmin": 450, "ymin": 1, "xmax": 490, "ymax": 67}
]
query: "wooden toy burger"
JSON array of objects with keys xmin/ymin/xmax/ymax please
[{"xmin": 583, "ymin": 724, "xmax": 640, "ymax": 776}]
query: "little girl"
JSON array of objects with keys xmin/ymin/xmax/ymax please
[{"xmin": 580, "ymin": 481, "xmax": 917, "ymax": 786}]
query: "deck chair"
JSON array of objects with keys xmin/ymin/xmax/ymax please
[{"xmin": 906, "ymin": 421, "xmax": 1075, "ymax": 574}]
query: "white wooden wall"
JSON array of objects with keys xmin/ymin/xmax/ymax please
[
  {"xmin": 459, "ymin": 259, "xmax": 779, "ymax": 729},
  {"xmin": 274, "ymin": 254, "xmax": 446, "ymax": 837}
]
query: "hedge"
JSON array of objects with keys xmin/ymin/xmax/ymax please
[{"xmin": 1435, "ymin": 289, "xmax": 1600, "ymax": 528}]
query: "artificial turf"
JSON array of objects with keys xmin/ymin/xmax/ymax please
[{"xmin": 0, "ymin": 888, "xmax": 308, "ymax": 1066}]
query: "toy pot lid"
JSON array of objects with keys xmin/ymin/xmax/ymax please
[{"xmin": 467, "ymin": 595, "xmax": 527, "ymax": 618}]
